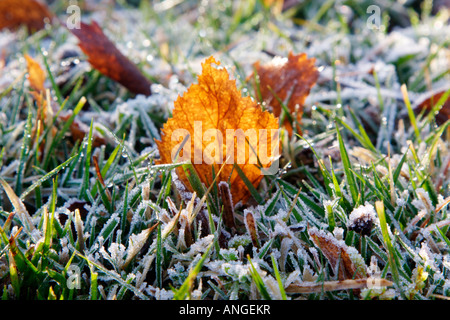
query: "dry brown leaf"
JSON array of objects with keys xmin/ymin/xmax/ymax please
[
  {"xmin": 308, "ymin": 227, "xmax": 366, "ymax": 280},
  {"xmin": 252, "ymin": 52, "xmax": 318, "ymax": 135},
  {"xmin": 69, "ymin": 21, "xmax": 152, "ymax": 96},
  {"xmin": 0, "ymin": 0, "xmax": 53, "ymax": 32},
  {"xmin": 413, "ymin": 87, "xmax": 450, "ymax": 125},
  {"xmin": 156, "ymin": 56, "xmax": 279, "ymax": 204}
]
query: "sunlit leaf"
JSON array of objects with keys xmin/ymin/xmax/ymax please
[
  {"xmin": 156, "ymin": 56, "xmax": 279, "ymax": 204},
  {"xmin": 252, "ymin": 52, "xmax": 318, "ymax": 135}
]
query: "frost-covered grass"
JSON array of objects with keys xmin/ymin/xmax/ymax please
[{"xmin": 0, "ymin": 0, "xmax": 449, "ymax": 300}]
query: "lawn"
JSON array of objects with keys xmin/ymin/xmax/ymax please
[{"xmin": 0, "ymin": 0, "xmax": 449, "ymax": 301}]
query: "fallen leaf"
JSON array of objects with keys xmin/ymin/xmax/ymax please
[
  {"xmin": 25, "ymin": 54, "xmax": 46, "ymax": 93},
  {"xmin": 252, "ymin": 52, "xmax": 318, "ymax": 135},
  {"xmin": 0, "ymin": 0, "xmax": 53, "ymax": 32},
  {"xmin": 156, "ymin": 56, "xmax": 279, "ymax": 204},
  {"xmin": 69, "ymin": 21, "xmax": 152, "ymax": 96},
  {"xmin": 308, "ymin": 227, "xmax": 366, "ymax": 280},
  {"xmin": 413, "ymin": 87, "xmax": 450, "ymax": 125},
  {"xmin": 24, "ymin": 54, "xmax": 48, "ymax": 121}
]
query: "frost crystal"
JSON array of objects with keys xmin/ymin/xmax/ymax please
[
  {"xmin": 167, "ymin": 262, "xmax": 188, "ymax": 286},
  {"xmin": 396, "ymin": 190, "xmax": 410, "ymax": 207},
  {"xmin": 332, "ymin": 227, "xmax": 344, "ymax": 240},
  {"xmin": 412, "ymin": 188, "xmax": 434, "ymax": 212},
  {"xmin": 175, "ymin": 235, "xmax": 214, "ymax": 260},
  {"xmin": 100, "ymin": 242, "xmax": 126, "ymax": 270},
  {"xmin": 220, "ymin": 248, "xmax": 239, "ymax": 262},
  {"xmin": 228, "ymin": 234, "xmax": 252, "ymax": 249}
]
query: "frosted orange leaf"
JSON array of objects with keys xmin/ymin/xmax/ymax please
[
  {"xmin": 253, "ymin": 52, "xmax": 318, "ymax": 135},
  {"xmin": 25, "ymin": 54, "xmax": 46, "ymax": 94},
  {"xmin": 156, "ymin": 56, "xmax": 279, "ymax": 204}
]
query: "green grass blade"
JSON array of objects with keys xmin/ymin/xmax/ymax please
[
  {"xmin": 137, "ymin": 106, "xmax": 161, "ymax": 141},
  {"xmin": 182, "ymin": 163, "xmax": 206, "ymax": 199},
  {"xmin": 41, "ymin": 50, "xmax": 63, "ymax": 105},
  {"xmin": 156, "ymin": 223, "xmax": 163, "ymax": 288},
  {"xmin": 173, "ymin": 243, "xmax": 212, "ymax": 300},
  {"xmin": 79, "ymin": 120, "xmax": 94, "ymax": 201},
  {"xmin": 76, "ymin": 251, "xmax": 148, "ymax": 300},
  {"xmin": 248, "ymin": 256, "xmax": 271, "ymax": 300},
  {"xmin": 15, "ymin": 104, "xmax": 33, "ymax": 196},
  {"xmin": 233, "ymin": 163, "xmax": 263, "ymax": 204},
  {"xmin": 20, "ymin": 154, "xmax": 77, "ymax": 200},
  {"xmin": 271, "ymin": 253, "xmax": 287, "ymax": 300},
  {"xmin": 401, "ymin": 84, "xmax": 420, "ymax": 142},
  {"xmin": 393, "ymin": 148, "xmax": 409, "ymax": 185},
  {"xmin": 43, "ymin": 96, "xmax": 86, "ymax": 169},
  {"xmin": 90, "ymin": 269, "xmax": 98, "ymax": 300},
  {"xmin": 375, "ymin": 201, "xmax": 403, "ymax": 297},
  {"xmin": 336, "ymin": 125, "xmax": 359, "ymax": 205}
]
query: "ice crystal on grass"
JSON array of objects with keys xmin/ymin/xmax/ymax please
[
  {"xmin": 100, "ymin": 242, "xmax": 126, "ymax": 271},
  {"xmin": 412, "ymin": 188, "xmax": 434, "ymax": 212}
]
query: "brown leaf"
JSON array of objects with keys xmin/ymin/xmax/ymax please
[
  {"xmin": 156, "ymin": 56, "xmax": 279, "ymax": 204},
  {"xmin": 308, "ymin": 227, "xmax": 366, "ymax": 280},
  {"xmin": 252, "ymin": 52, "xmax": 318, "ymax": 135},
  {"xmin": 0, "ymin": 0, "xmax": 53, "ymax": 32},
  {"xmin": 413, "ymin": 87, "xmax": 450, "ymax": 125},
  {"xmin": 69, "ymin": 21, "xmax": 152, "ymax": 96}
]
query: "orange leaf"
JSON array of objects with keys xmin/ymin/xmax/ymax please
[
  {"xmin": 0, "ymin": 0, "xmax": 52, "ymax": 32},
  {"xmin": 69, "ymin": 21, "xmax": 152, "ymax": 96},
  {"xmin": 308, "ymin": 227, "xmax": 366, "ymax": 280},
  {"xmin": 25, "ymin": 54, "xmax": 46, "ymax": 93},
  {"xmin": 24, "ymin": 55, "xmax": 105, "ymax": 148},
  {"xmin": 253, "ymin": 52, "xmax": 318, "ymax": 135},
  {"xmin": 156, "ymin": 56, "xmax": 279, "ymax": 204},
  {"xmin": 24, "ymin": 54, "xmax": 47, "ymax": 118}
]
